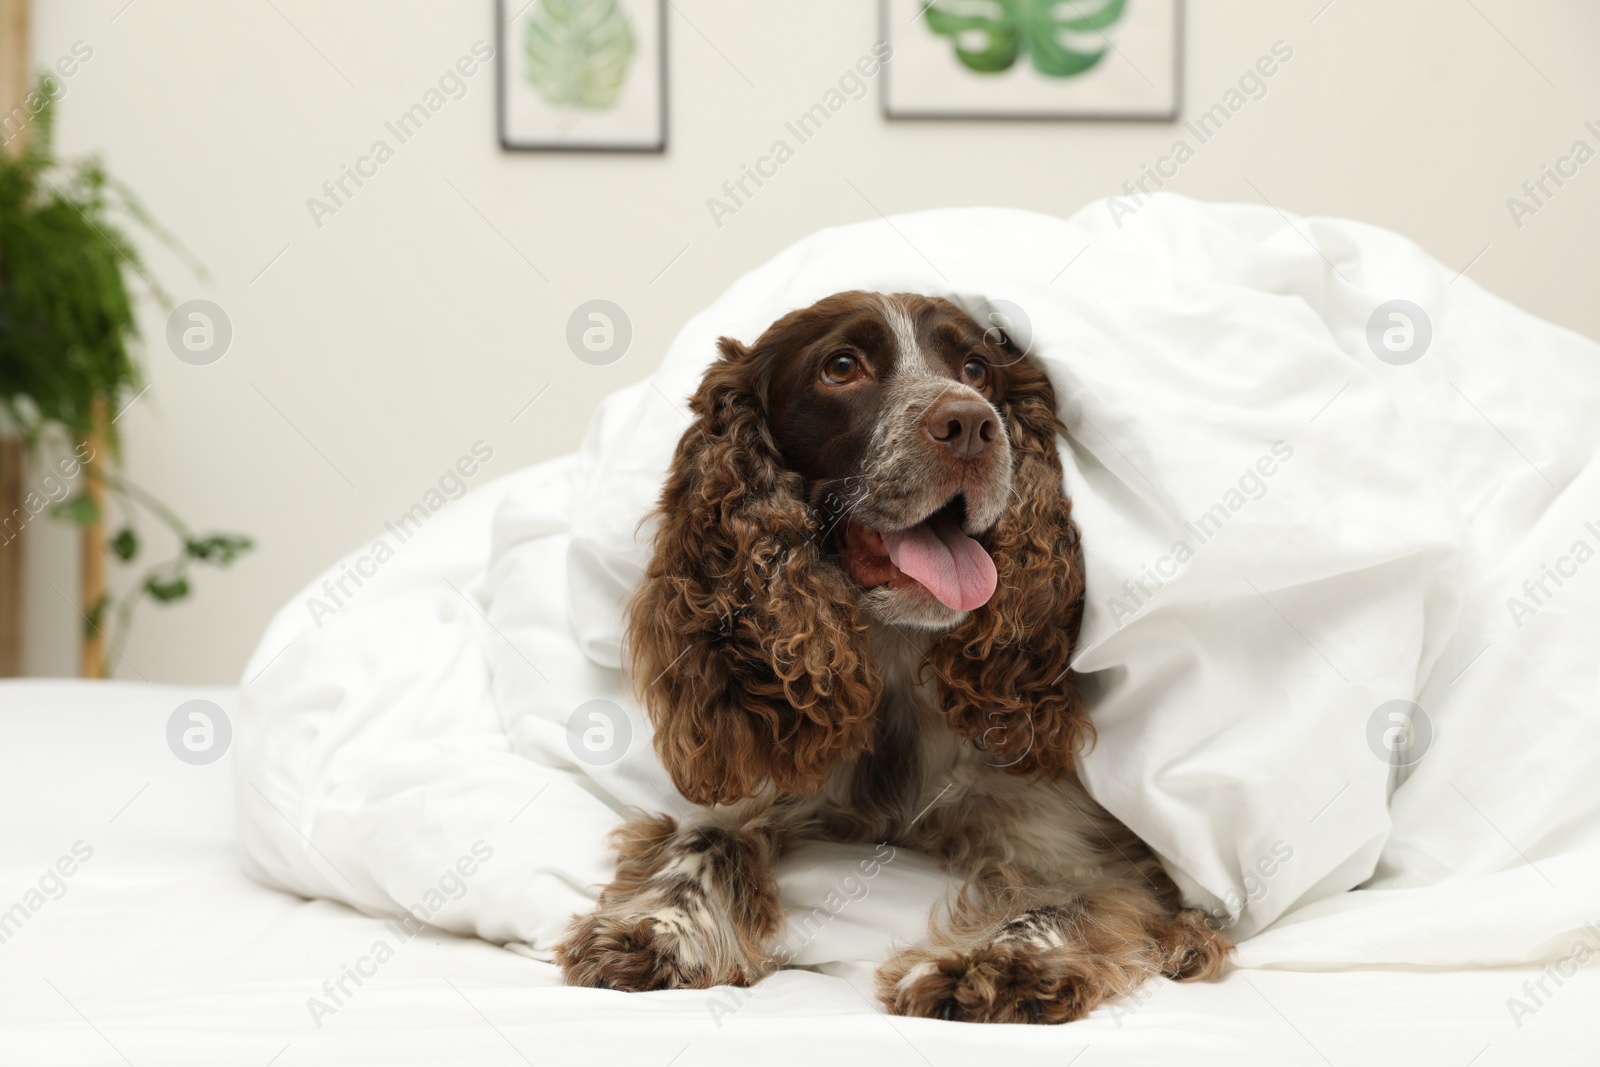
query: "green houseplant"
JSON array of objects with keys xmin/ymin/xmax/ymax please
[{"xmin": 0, "ymin": 78, "xmax": 251, "ymax": 676}]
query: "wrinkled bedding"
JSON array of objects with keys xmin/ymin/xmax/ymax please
[
  {"xmin": 236, "ymin": 195, "xmax": 1600, "ymax": 982},
  {"xmin": 7, "ymin": 681, "xmax": 1598, "ymax": 1065}
]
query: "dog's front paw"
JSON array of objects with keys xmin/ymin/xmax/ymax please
[
  {"xmin": 554, "ymin": 909, "xmax": 759, "ymax": 992},
  {"xmin": 1156, "ymin": 907, "xmax": 1233, "ymax": 982},
  {"xmin": 877, "ymin": 942, "xmax": 1129, "ymax": 1024}
]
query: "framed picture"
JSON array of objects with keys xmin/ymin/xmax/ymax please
[
  {"xmin": 497, "ymin": 0, "xmax": 667, "ymax": 152},
  {"xmin": 881, "ymin": 0, "xmax": 1181, "ymax": 121}
]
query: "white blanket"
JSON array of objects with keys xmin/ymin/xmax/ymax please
[{"xmin": 237, "ymin": 195, "xmax": 1600, "ymax": 978}]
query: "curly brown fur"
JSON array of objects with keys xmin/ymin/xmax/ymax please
[
  {"xmin": 553, "ymin": 814, "xmax": 784, "ymax": 990},
  {"xmin": 929, "ymin": 356, "xmax": 1091, "ymax": 777},
  {"xmin": 876, "ymin": 884, "xmax": 1230, "ymax": 1023},
  {"xmin": 626, "ymin": 338, "xmax": 883, "ymax": 808}
]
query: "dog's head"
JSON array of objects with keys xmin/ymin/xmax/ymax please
[
  {"xmin": 760, "ymin": 291, "xmax": 1015, "ymax": 630},
  {"xmin": 628, "ymin": 291, "xmax": 1088, "ymax": 806}
]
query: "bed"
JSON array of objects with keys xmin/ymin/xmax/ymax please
[
  {"xmin": 9, "ymin": 198, "xmax": 1600, "ymax": 1064},
  {"xmin": 0, "ymin": 681, "xmax": 1591, "ymax": 1065},
  {"xmin": 2, "ymin": 682, "xmax": 1594, "ymax": 1064}
]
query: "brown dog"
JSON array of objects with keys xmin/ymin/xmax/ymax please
[{"xmin": 556, "ymin": 291, "xmax": 1230, "ymax": 1023}]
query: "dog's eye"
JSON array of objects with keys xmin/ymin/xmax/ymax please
[
  {"xmin": 822, "ymin": 353, "xmax": 862, "ymax": 385},
  {"xmin": 962, "ymin": 357, "xmax": 990, "ymax": 390}
]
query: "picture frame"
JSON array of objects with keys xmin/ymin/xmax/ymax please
[
  {"xmin": 881, "ymin": 0, "xmax": 1182, "ymax": 122},
  {"xmin": 497, "ymin": 0, "xmax": 668, "ymax": 153}
]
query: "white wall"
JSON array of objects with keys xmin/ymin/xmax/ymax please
[{"xmin": 23, "ymin": 0, "xmax": 1600, "ymax": 683}]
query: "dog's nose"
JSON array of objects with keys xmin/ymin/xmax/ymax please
[{"xmin": 925, "ymin": 399, "xmax": 998, "ymax": 460}]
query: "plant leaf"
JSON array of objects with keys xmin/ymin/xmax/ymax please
[
  {"xmin": 84, "ymin": 592, "xmax": 109, "ymax": 636},
  {"xmin": 186, "ymin": 533, "xmax": 253, "ymax": 565},
  {"xmin": 524, "ymin": 0, "xmax": 636, "ymax": 110},
  {"xmin": 50, "ymin": 494, "xmax": 100, "ymax": 526},
  {"xmin": 111, "ymin": 526, "xmax": 138, "ymax": 561},
  {"xmin": 144, "ymin": 573, "xmax": 190, "ymax": 603},
  {"xmin": 1054, "ymin": 0, "xmax": 1127, "ymax": 31},
  {"xmin": 924, "ymin": 0, "xmax": 1123, "ymax": 77},
  {"xmin": 924, "ymin": 6, "xmax": 1019, "ymax": 72}
]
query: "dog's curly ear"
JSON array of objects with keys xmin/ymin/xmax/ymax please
[
  {"xmin": 627, "ymin": 338, "xmax": 881, "ymax": 807},
  {"xmin": 931, "ymin": 355, "xmax": 1091, "ymax": 778}
]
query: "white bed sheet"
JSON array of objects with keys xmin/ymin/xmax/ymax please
[{"xmin": 3, "ymin": 681, "xmax": 1597, "ymax": 1066}]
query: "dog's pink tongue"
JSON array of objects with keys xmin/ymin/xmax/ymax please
[{"xmin": 882, "ymin": 512, "xmax": 997, "ymax": 612}]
